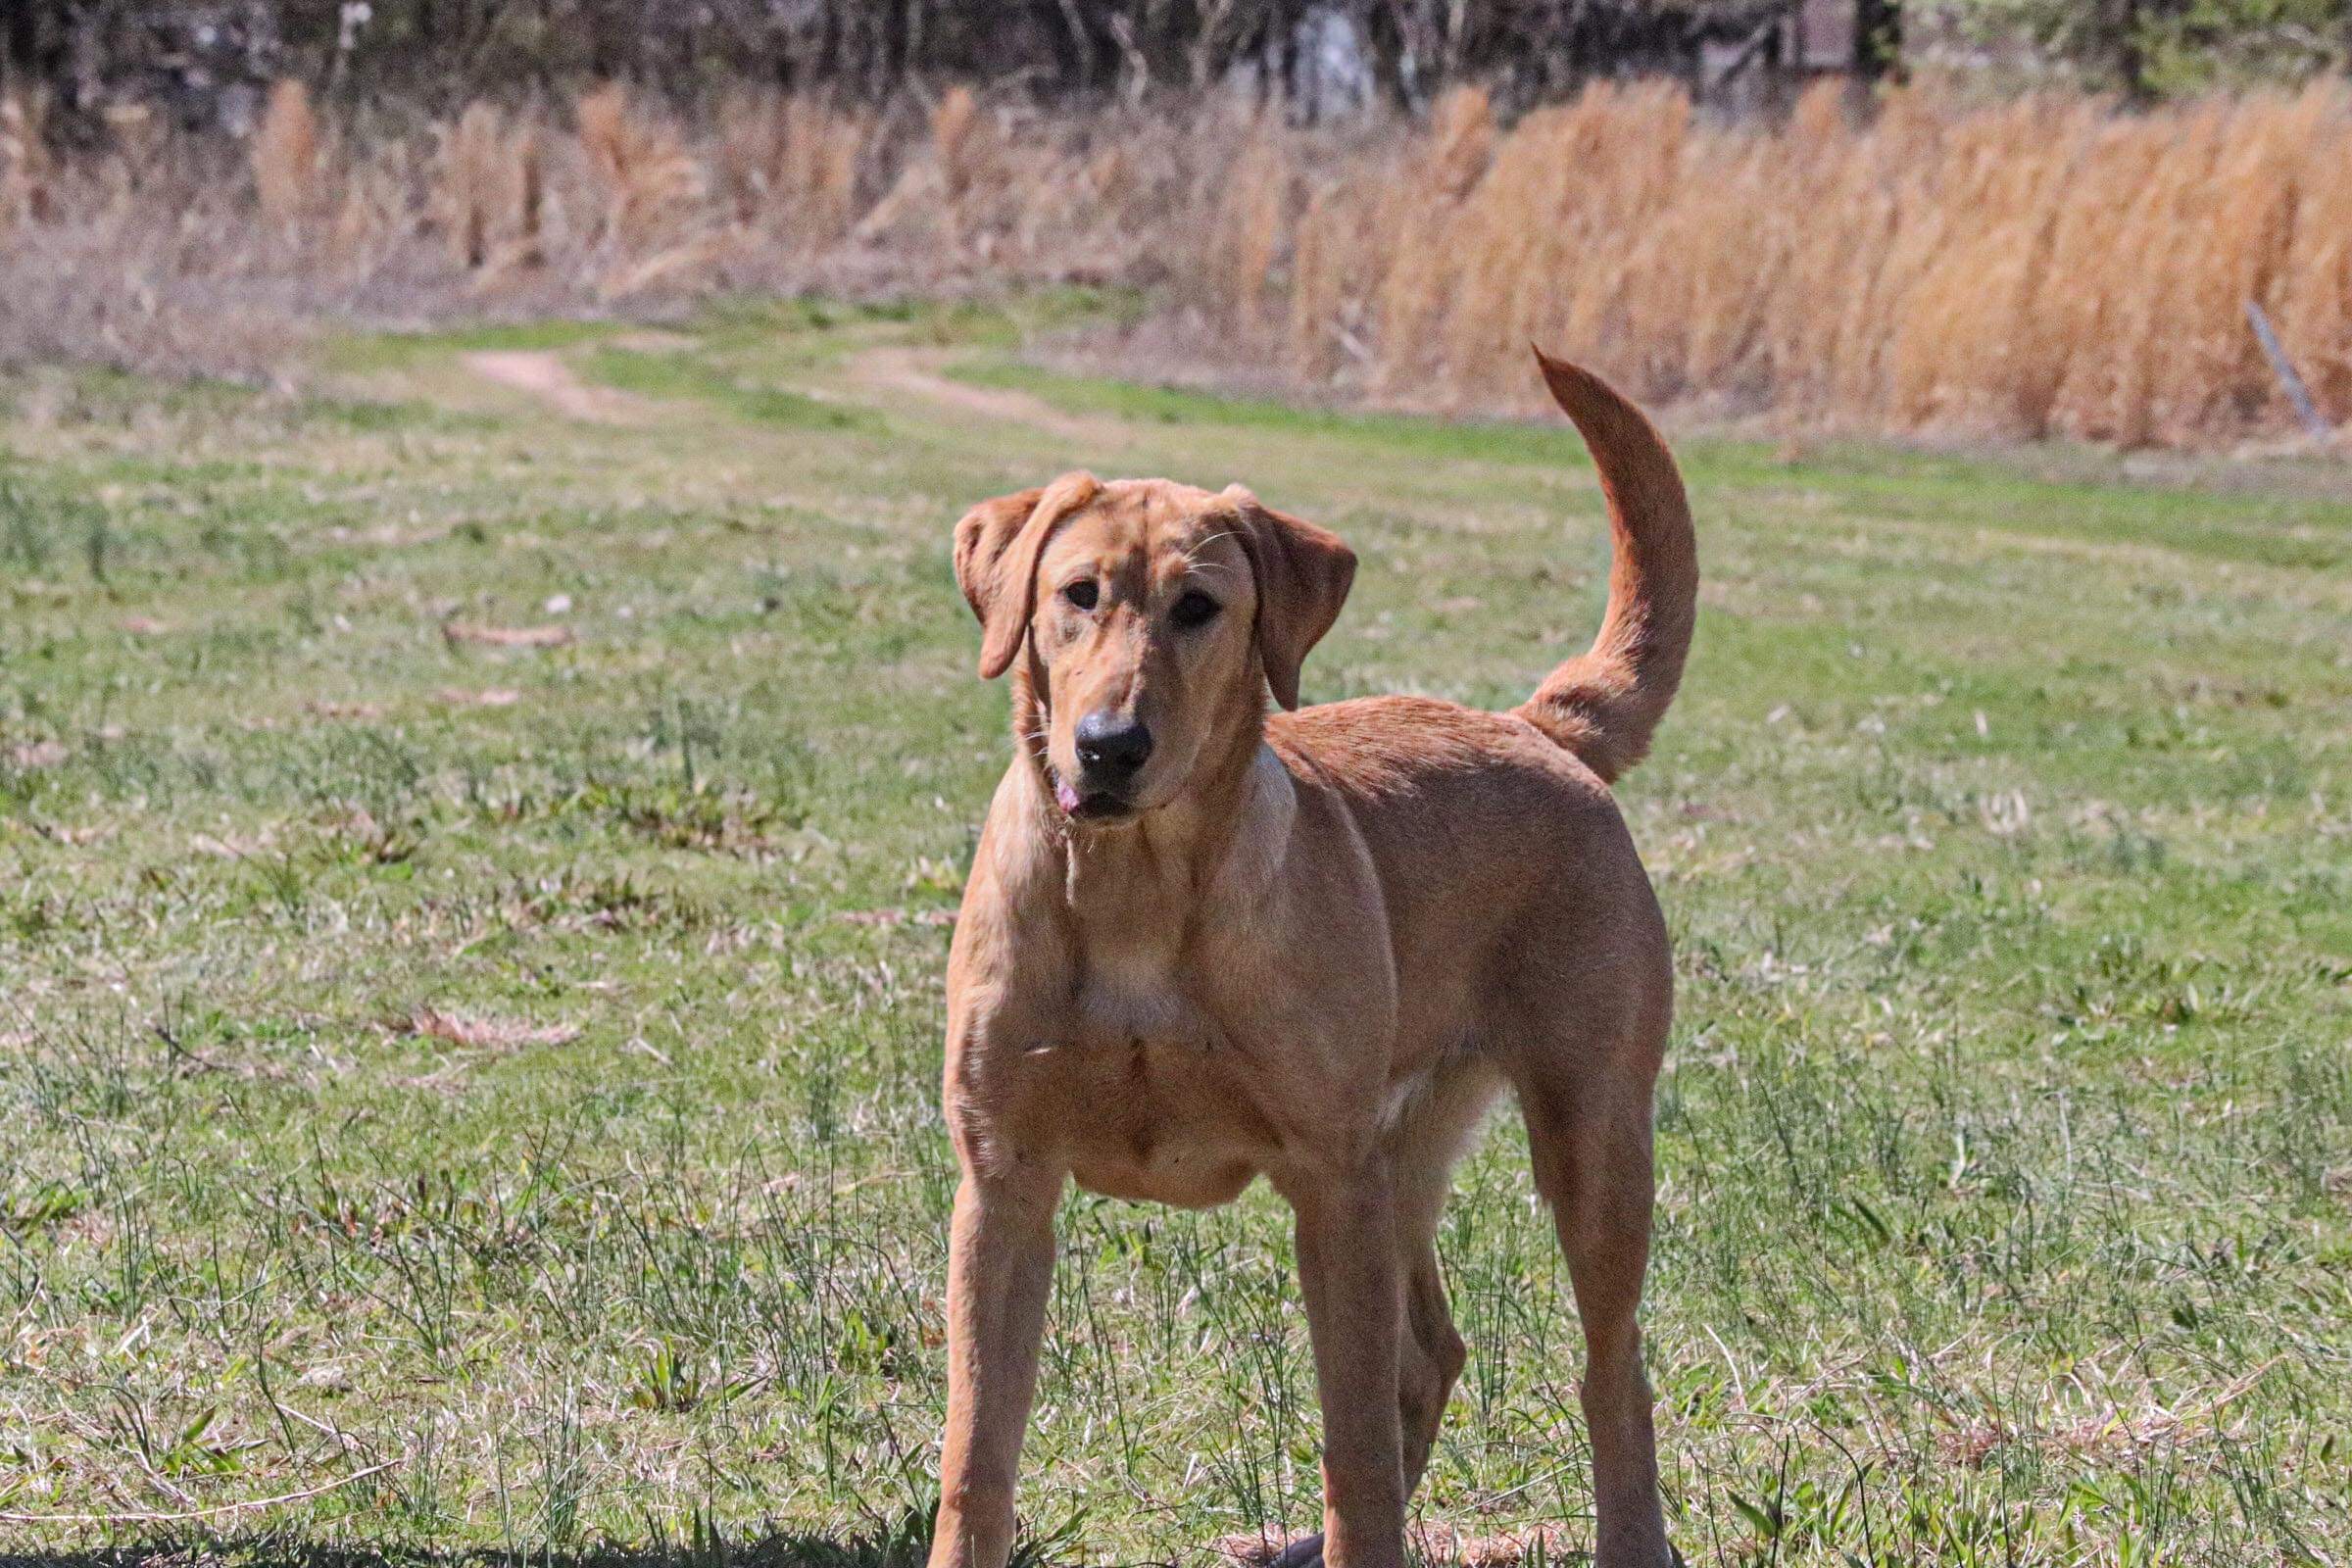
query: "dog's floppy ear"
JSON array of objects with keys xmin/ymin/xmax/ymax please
[
  {"xmin": 953, "ymin": 472, "xmax": 1101, "ymax": 680},
  {"xmin": 1224, "ymin": 485, "xmax": 1356, "ymax": 710}
]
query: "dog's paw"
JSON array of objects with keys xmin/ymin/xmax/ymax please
[
  {"xmin": 1595, "ymin": 1542, "xmax": 1683, "ymax": 1568},
  {"xmin": 1263, "ymin": 1532, "xmax": 1324, "ymax": 1568}
]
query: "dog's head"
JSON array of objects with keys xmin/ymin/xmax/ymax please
[{"xmin": 955, "ymin": 473, "xmax": 1354, "ymax": 825}]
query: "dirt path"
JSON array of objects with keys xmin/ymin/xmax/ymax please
[
  {"xmin": 844, "ymin": 345, "xmax": 1124, "ymax": 448},
  {"xmin": 461, "ymin": 340, "xmax": 1121, "ymax": 449},
  {"xmin": 461, "ymin": 349, "xmax": 646, "ymax": 424}
]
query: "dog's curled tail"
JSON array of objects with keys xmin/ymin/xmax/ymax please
[{"xmin": 1514, "ymin": 348, "xmax": 1698, "ymax": 785}]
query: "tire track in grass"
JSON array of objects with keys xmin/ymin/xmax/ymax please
[{"xmin": 461, "ymin": 348, "xmax": 649, "ymax": 424}]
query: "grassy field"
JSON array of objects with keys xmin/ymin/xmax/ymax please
[{"xmin": 1, "ymin": 299, "xmax": 2348, "ymax": 1566}]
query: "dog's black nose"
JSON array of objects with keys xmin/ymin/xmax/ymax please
[{"xmin": 1074, "ymin": 711, "xmax": 1153, "ymax": 781}]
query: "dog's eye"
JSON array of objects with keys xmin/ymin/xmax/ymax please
[
  {"xmin": 1171, "ymin": 590, "xmax": 1222, "ymax": 630},
  {"xmin": 1062, "ymin": 579, "xmax": 1100, "ymax": 612}
]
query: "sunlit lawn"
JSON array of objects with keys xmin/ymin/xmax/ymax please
[{"xmin": 2, "ymin": 300, "xmax": 2348, "ymax": 1564}]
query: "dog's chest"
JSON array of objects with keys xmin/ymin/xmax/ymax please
[{"xmin": 1037, "ymin": 951, "xmax": 1278, "ymax": 1206}]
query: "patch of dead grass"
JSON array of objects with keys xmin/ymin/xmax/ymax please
[
  {"xmin": 441, "ymin": 620, "xmax": 572, "ymax": 649},
  {"xmin": 404, "ymin": 1006, "xmax": 580, "ymax": 1051}
]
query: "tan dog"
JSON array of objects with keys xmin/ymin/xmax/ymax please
[{"xmin": 931, "ymin": 351, "xmax": 1696, "ymax": 1568}]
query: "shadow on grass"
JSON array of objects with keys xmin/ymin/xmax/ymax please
[
  {"xmin": 0, "ymin": 1535, "xmax": 916, "ymax": 1568},
  {"xmin": 0, "ymin": 1505, "xmax": 1101, "ymax": 1568}
]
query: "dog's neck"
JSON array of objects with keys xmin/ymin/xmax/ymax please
[{"xmin": 1005, "ymin": 674, "xmax": 1287, "ymax": 929}]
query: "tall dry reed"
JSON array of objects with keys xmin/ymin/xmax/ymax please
[
  {"xmin": 710, "ymin": 90, "xmax": 865, "ymax": 251},
  {"xmin": 1, "ymin": 89, "xmax": 54, "ymax": 231},
  {"xmin": 9, "ymin": 75, "xmax": 2352, "ymax": 447},
  {"xmin": 251, "ymin": 78, "xmax": 321, "ymax": 236},
  {"xmin": 433, "ymin": 102, "xmax": 543, "ymax": 275}
]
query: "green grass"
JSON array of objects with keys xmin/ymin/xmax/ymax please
[
  {"xmin": 1, "ymin": 301, "xmax": 2348, "ymax": 1567},
  {"xmin": 585, "ymin": 347, "xmax": 879, "ymax": 432}
]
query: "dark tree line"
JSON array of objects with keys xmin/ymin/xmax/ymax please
[
  {"xmin": 8, "ymin": 1, "xmax": 2350, "ymax": 125},
  {"xmin": 0, "ymin": 0, "xmax": 1813, "ymax": 121}
]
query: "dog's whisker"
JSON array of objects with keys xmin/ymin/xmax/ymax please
[{"xmin": 1182, "ymin": 530, "xmax": 1243, "ymax": 567}]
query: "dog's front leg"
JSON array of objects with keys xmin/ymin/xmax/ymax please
[
  {"xmin": 1288, "ymin": 1167, "xmax": 1407, "ymax": 1568},
  {"xmin": 929, "ymin": 1161, "xmax": 1062, "ymax": 1568}
]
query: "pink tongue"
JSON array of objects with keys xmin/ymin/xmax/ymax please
[{"xmin": 1054, "ymin": 776, "xmax": 1082, "ymax": 814}]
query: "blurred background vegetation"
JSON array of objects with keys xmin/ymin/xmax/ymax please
[
  {"xmin": 8, "ymin": 2, "xmax": 2352, "ymax": 444},
  {"xmin": 7, "ymin": 0, "xmax": 2352, "ymax": 127}
]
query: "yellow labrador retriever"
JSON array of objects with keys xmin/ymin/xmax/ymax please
[{"xmin": 931, "ymin": 351, "xmax": 1696, "ymax": 1568}]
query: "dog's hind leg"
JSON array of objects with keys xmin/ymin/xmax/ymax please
[
  {"xmin": 1396, "ymin": 1214, "xmax": 1465, "ymax": 1502},
  {"xmin": 1515, "ymin": 1011, "xmax": 1673, "ymax": 1568},
  {"xmin": 1269, "ymin": 1063, "xmax": 1496, "ymax": 1568},
  {"xmin": 1392, "ymin": 1062, "xmax": 1496, "ymax": 1498}
]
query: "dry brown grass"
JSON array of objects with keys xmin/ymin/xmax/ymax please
[
  {"xmin": 405, "ymin": 1006, "xmax": 581, "ymax": 1050},
  {"xmin": 1197, "ymin": 112, "xmax": 1291, "ymax": 332},
  {"xmin": 1, "ymin": 87, "xmax": 55, "ymax": 230},
  {"xmin": 252, "ymin": 78, "xmax": 321, "ymax": 236},
  {"xmin": 433, "ymin": 101, "xmax": 542, "ymax": 275},
  {"xmin": 1271, "ymin": 77, "xmax": 2352, "ymax": 445},
  {"xmin": 6, "ymin": 76, "xmax": 2352, "ymax": 446},
  {"xmin": 710, "ymin": 89, "xmax": 865, "ymax": 251}
]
